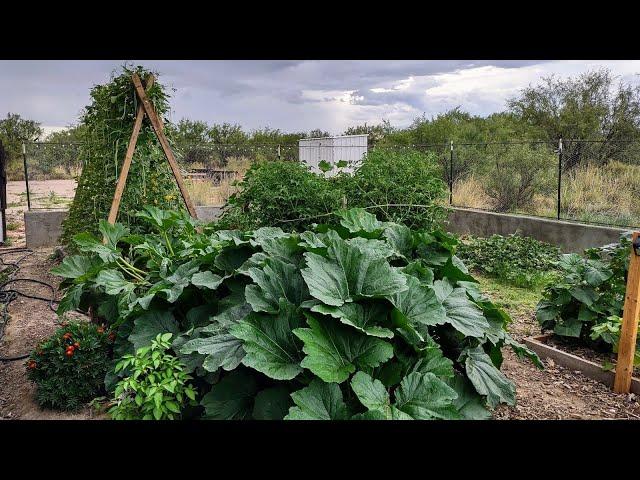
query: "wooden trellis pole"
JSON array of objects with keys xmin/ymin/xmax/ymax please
[
  {"xmin": 106, "ymin": 73, "xmax": 197, "ymax": 227},
  {"xmin": 613, "ymin": 232, "xmax": 640, "ymax": 393}
]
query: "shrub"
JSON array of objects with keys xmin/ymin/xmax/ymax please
[
  {"xmin": 480, "ymin": 143, "xmax": 556, "ymax": 213},
  {"xmin": 61, "ymin": 65, "xmax": 184, "ymax": 245},
  {"xmin": 345, "ymin": 148, "xmax": 449, "ymax": 230},
  {"xmin": 456, "ymin": 233, "xmax": 560, "ymax": 288},
  {"xmin": 26, "ymin": 321, "xmax": 113, "ymax": 410},
  {"xmin": 536, "ymin": 233, "xmax": 632, "ymax": 350},
  {"xmin": 109, "ymin": 333, "xmax": 197, "ymax": 420},
  {"xmin": 217, "ymin": 160, "xmax": 344, "ymax": 231},
  {"xmin": 53, "ymin": 206, "xmax": 542, "ymax": 420}
]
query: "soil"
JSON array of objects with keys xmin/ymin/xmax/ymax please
[
  {"xmin": 493, "ymin": 303, "xmax": 640, "ymax": 420},
  {"xmin": 543, "ymin": 335, "xmax": 638, "ymax": 373}
]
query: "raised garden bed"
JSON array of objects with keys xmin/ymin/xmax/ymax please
[{"xmin": 524, "ymin": 333, "xmax": 640, "ymax": 394}]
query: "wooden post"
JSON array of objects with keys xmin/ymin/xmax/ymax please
[
  {"xmin": 106, "ymin": 75, "xmax": 155, "ymax": 225},
  {"xmin": 613, "ymin": 231, "xmax": 640, "ymax": 393},
  {"xmin": 131, "ymin": 73, "xmax": 197, "ymax": 219}
]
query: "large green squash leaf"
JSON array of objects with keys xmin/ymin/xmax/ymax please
[
  {"xmin": 128, "ymin": 310, "xmax": 179, "ymax": 351},
  {"xmin": 336, "ymin": 208, "xmax": 384, "ymax": 238},
  {"xmin": 51, "ymin": 255, "xmax": 101, "ymax": 280},
  {"xmin": 230, "ymin": 302, "xmax": 304, "ymax": 380},
  {"xmin": 309, "ymin": 301, "xmax": 394, "ymax": 338},
  {"xmin": 245, "ymin": 257, "xmax": 307, "ymax": 313},
  {"xmin": 284, "ymin": 379, "xmax": 351, "ymax": 420},
  {"xmin": 201, "ymin": 370, "xmax": 259, "ymax": 420},
  {"xmin": 350, "ymin": 371, "xmax": 391, "ymax": 412},
  {"xmin": 433, "ymin": 280, "xmax": 490, "ymax": 338},
  {"xmin": 301, "ymin": 234, "xmax": 407, "ymax": 307},
  {"xmin": 446, "ymin": 373, "xmax": 492, "ymax": 420},
  {"xmin": 293, "ymin": 313, "xmax": 394, "ymax": 383},
  {"xmin": 390, "ymin": 275, "xmax": 447, "ymax": 328},
  {"xmin": 252, "ymin": 386, "xmax": 292, "ymax": 420},
  {"xmin": 463, "ymin": 345, "xmax": 516, "ymax": 407},
  {"xmin": 180, "ymin": 332, "xmax": 245, "ymax": 373},
  {"xmin": 382, "ymin": 222, "xmax": 413, "ymax": 259},
  {"xmin": 393, "ymin": 372, "xmax": 460, "ymax": 419},
  {"xmin": 95, "ymin": 269, "xmax": 134, "ymax": 296},
  {"xmin": 191, "ymin": 271, "xmax": 225, "ymax": 291}
]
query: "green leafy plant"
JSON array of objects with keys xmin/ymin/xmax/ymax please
[
  {"xmin": 343, "ymin": 148, "xmax": 449, "ymax": 230},
  {"xmin": 26, "ymin": 320, "xmax": 112, "ymax": 410},
  {"xmin": 109, "ymin": 333, "xmax": 197, "ymax": 420},
  {"xmin": 218, "ymin": 160, "xmax": 344, "ymax": 231},
  {"xmin": 218, "ymin": 148, "xmax": 448, "ymax": 233},
  {"xmin": 54, "ymin": 206, "xmax": 541, "ymax": 420},
  {"xmin": 536, "ymin": 233, "xmax": 632, "ymax": 351},
  {"xmin": 457, "ymin": 233, "xmax": 560, "ymax": 288},
  {"xmin": 61, "ymin": 65, "xmax": 185, "ymax": 245}
]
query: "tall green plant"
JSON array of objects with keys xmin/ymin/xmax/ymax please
[{"xmin": 61, "ymin": 65, "xmax": 184, "ymax": 245}]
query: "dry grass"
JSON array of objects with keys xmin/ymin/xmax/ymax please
[
  {"xmin": 185, "ymin": 157, "xmax": 252, "ymax": 206},
  {"xmin": 452, "ymin": 175, "xmax": 492, "ymax": 209},
  {"xmin": 560, "ymin": 161, "xmax": 640, "ymax": 225},
  {"xmin": 451, "ymin": 161, "xmax": 640, "ymax": 226}
]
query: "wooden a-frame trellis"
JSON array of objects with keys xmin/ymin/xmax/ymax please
[{"xmin": 106, "ymin": 72, "xmax": 197, "ymax": 226}]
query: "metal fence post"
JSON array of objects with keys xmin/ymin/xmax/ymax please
[
  {"xmin": 0, "ymin": 140, "xmax": 6, "ymax": 243},
  {"xmin": 22, "ymin": 142, "xmax": 31, "ymax": 210},
  {"xmin": 449, "ymin": 140, "xmax": 454, "ymax": 205},
  {"xmin": 557, "ymin": 138, "xmax": 563, "ymax": 220}
]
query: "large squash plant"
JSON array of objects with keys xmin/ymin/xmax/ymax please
[{"xmin": 54, "ymin": 207, "xmax": 541, "ymax": 419}]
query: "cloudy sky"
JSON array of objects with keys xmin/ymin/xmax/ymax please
[{"xmin": 2, "ymin": 60, "xmax": 640, "ymax": 138}]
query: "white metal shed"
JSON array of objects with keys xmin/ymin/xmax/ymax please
[{"xmin": 299, "ymin": 134, "xmax": 368, "ymax": 175}]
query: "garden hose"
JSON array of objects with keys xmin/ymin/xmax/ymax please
[{"xmin": 0, "ymin": 248, "xmax": 59, "ymax": 362}]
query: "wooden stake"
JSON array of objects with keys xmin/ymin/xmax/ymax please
[
  {"xmin": 614, "ymin": 231, "xmax": 640, "ymax": 393},
  {"xmin": 106, "ymin": 75, "xmax": 155, "ymax": 225},
  {"xmin": 131, "ymin": 73, "xmax": 198, "ymax": 219}
]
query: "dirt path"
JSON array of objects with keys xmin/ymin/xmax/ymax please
[
  {"xmin": 493, "ymin": 291, "xmax": 640, "ymax": 420},
  {"xmin": 0, "ymin": 248, "xmax": 99, "ymax": 419}
]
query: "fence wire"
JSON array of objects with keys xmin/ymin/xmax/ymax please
[{"xmin": 12, "ymin": 139, "xmax": 640, "ymax": 228}]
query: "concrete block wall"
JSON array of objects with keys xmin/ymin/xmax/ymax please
[
  {"xmin": 24, "ymin": 210, "xmax": 69, "ymax": 248},
  {"xmin": 446, "ymin": 207, "xmax": 630, "ymax": 253},
  {"xmin": 23, "ymin": 205, "xmax": 633, "ymax": 252},
  {"xmin": 23, "ymin": 206, "xmax": 226, "ymax": 248}
]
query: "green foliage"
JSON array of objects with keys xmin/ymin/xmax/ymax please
[
  {"xmin": 26, "ymin": 321, "xmax": 112, "ymax": 410},
  {"xmin": 508, "ymin": 70, "xmax": 640, "ymax": 169},
  {"xmin": 457, "ymin": 233, "xmax": 560, "ymax": 288},
  {"xmin": 0, "ymin": 112, "xmax": 43, "ymax": 179},
  {"xmin": 109, "ymin": 333, "xmax": 197, "ymax": 420},
  {"xmin": 479, "ymin": 143, "xmax": 557, "ymax": 212},
  {"xmin": 60, "ymin": 65, "xmax": 184, "ymax": 245},
  {"xmin": 217, "ymin": 160, "xmax": 344, "ymax": 231},
  {"xmin": 219, "ymin": 148, "xmax": 448, "ymax": 232},
  {"xmin": 54, "ymin": 206, "xmax": 542, "ymax": 420},
  {"xmin": 344, "ymin": 148, "xmax": 449, "ymax": 230},
  {"xmin": 536, "ymin": 234, "xmax": 632, "ymax": 351}
]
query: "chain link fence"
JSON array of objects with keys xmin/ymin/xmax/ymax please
[{"xmin": 12, "ymin": 139, "xmax": 640, "ymax": 228}]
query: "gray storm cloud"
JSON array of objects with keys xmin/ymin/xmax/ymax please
[{"xmin": 2, "ymin": 60, "xmax": 639, "ymax": 136}]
